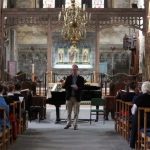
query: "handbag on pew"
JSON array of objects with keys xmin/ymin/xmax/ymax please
[{"xmin": 9, "ymin": 114, "xmax": 20, "ymax": 139}]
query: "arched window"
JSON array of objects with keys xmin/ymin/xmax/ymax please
[
  {"xmin": 43, "ymin": 0, "xmax": 55, "ymax": 8},
  {"xmin": 92, "ymin": 0, "xmax": 104, "ymax": 8}
]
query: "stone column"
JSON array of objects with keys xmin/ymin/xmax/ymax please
[
  {"xmin": 107, "ymin": 0, "xmax": 112, "ymax": 8},
  {"xmin": 145, "ymin": 0, "xmax": 150, "ymax": 80},
  {"xmin": 95, "ymin": 15, "xmax": 100, "ymax": 83},
  {"xmin": 47, "ymin": 15, "xmax": 52, "ymax": 83},
  {"xmin": 0, "ymin": 1, "xmax": 4, "ymax": 82}
]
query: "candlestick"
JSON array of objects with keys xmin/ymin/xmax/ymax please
[
  {"xmin": 83, "ymin": 4, "xmax": 85, "ymax": 10},
  {"xmin": 32, "ymin": 64, "xmax": 34, "ymax": 74}
]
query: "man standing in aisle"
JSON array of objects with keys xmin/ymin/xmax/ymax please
[{"xmin": 62, "ymin": 65, "xmax": 84, "ymax": 130}]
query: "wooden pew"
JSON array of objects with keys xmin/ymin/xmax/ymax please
[
  {"xmin": 124, "ymin": 102, "xmax": 133, "ymax": 141},
  {"xmin": 138, "ymin": 108, "xmax": 150, "ymax": 150},
  {"xmin": 9, "ymin": 103, "xmax": 16, "ymax": 144},
  {"xmin": 115, "ymin": 99, "xmax": 122, "ymax": 133},
  {"xmin": 0, "ymin": 107, "xmax": 6, "ymax": 150}
]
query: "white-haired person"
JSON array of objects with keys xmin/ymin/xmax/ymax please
[{"xmin": 130, "ymin": 81, "xmax": 150, "ymax": 148}]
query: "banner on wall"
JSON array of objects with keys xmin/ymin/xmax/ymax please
[{"xmin": 100, "ymin": 62, "xmax": 107, "ymax": 73}]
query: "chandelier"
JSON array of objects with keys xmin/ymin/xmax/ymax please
[{"xmin": 58, "ymin": 0, "xmax": 91, "ymax": 46}]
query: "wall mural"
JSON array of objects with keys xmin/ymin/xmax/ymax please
[
  {"xmin": 82, "ymin": 49, "xmax": 89, "ymax": 63},
  {"xmin": 58, "ymin": 48, "xmax": 64, "ymax": 63},
  {"xmin": 68, "ymin": 46, "xmax": 79, "ymax": 63},
  {"xmin": 56, "ymin": 46, "xmax": 90, "ymax": 64}
]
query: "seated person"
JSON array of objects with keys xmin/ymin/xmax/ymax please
[
  {"xmin": 14, "ymin": 83, "xmax": 26, "ymax": 125},
  {"xmin": 122, "ymin": 82, "xmax": 136, "ymax": 102},
  {"xmin": 116, "ymin": 90, "xmax": 127, "ymax": 99},
  {"xmin": 8, "ymin": 83, "xmax": 26, "ymax": 125},
  {"xmin": 14, "ymin": 83, "xmax": 24, "ymax": 98},
  {"xmin": 130, "ymin": 81, "xmax": 150, "ymax": 148},
  {"xmin": 0, "ymin": 85, "xmax": 14, "ymax": 106},
  {"xmin": 132, "ymin": 83, "xmax": 143, "ymax": 104},
  {"xmin": 7, "ymin": 84, "xmax": 19, "ymax": 101},
  {"xmin": 0, "ymin": 84, "xmax": 10, "ymax": 128}
]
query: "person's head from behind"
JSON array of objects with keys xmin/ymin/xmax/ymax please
[
  {"xmin": 72, "ymin": 64, "xmax": 78, "ymax": 76},
  {"xmin": 129, "ymin": 82, "xmax": 136, "ymax": 91},
  {"xmin": 3, "ymin": 86, "xmax": 8, "ymax": 95},
  {"xmin": 141, "ymin": 81, "xmax": 150, "ymax": 94},
  {"xmin": 7, "ymin": 84, "xmax": 15, "ymax": 93},
  {"xmin": 15, "ymin": 83, "xmax": 22, "ymax": 91},
  {"xmin": 0, "ymin": 84, "xmax": 4, "ymax": 95}
]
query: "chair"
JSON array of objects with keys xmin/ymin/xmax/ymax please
[
  {"xmin": 90, "ymin": 98, "xmax": 105, "ymax": 124},
  {"xmin": 104, "ymin": 96, "xmax": 115, "ymax": 120},
  {"xmin": 29, "ymin": 106, "xmax": 41, "ymax": 123},
  {"xmin": 0, "ymin": 107, "xmax": 7, "ymax": 150}
]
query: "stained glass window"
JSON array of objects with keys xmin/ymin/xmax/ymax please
[
  {"xmin": 92, "ymin": 0, "xmax": 104, "ymax": 8},
  {"xmin": 65, "ymin": 0, "xmax": 81, "ymax": 8},
  {"xmin": 43, "ymin": 0, "xmax": 55, "ymax": 8}
]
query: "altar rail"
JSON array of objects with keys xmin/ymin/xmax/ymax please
[
  {"xmin": 0, "ymin": 72, "xmax": 142, "ymax": 97},
  {"xmin": 101, "ymin": 73, "xmax": 142, "ymax": 96}
]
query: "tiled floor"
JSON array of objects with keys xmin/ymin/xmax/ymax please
[{"xmin": 8, "ymin": 105, "xmax": 132, "ymax": 150}]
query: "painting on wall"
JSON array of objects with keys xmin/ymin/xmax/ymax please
[
  {"xmin": 92, "ymin": 0, "xmax": 104, "ymax": 8},
  {"xmin": 65, "ymin": 0, "xmax": 81, "ymax": 8},
  {"xmin": 58, "ymin": 49, "xmax": 64, "ymax": 63},
  {"xmin": 82, "ymin": 49, "xmax": 89, "ymax": 63},
  {"xmin": 43, "ymin": 0, "xmax": 55, "ymax": 8},
  {"xmin": 68, "ymin": 46, "xmax": 79, "ymax": 63}
]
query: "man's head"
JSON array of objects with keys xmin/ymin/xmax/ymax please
[
  {"xmin": 129, "ymin": 82, "xmax": 136, "ymax": 91},
  {"xmin": 72, "ymin": 64, "xmax": 78, "ymax": 76},
  {"xmin": 0, "ymin": 84, "xmax": 4, "ymax": 94},
  {"xmin": 15, "ymin": 83, "xmax": 22, "ymax": 91},
  {"xmin": 7, "ymin": 84, "xmax": 15, "ymax": 93},
  {"xmin": 141, "ymin": 81, "xmax": 150, "ymax": 94}
]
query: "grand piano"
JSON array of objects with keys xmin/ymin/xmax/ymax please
[{"xmin": 46, "ymin": 84, "xmax": 101, "ymax": 123}]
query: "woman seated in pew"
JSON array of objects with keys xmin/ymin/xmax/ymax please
[
  {"xmin": 130, "ymin": 81, "xmax": 150, "ymax": 149},
  {"xmin": 122, "ymin": 82, "xmax": 136, "ymax": 102},
  {"xmin": 0, "ymin": 84, "xmax": 10, "ymax": 128},
  {"xmin": 2, "ymin": 85, "xmax": 14, "ymax": 106},
  {"xmin": 7, "ymin": 83, "xmax": 26, "ymax": 126}
]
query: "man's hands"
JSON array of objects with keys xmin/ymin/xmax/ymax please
[
  {"xmin": 74, "ymin": 86, "xmax": 78, "ymax": 90},
  {"xmin": 61, "ymin": 81, "xmax": 65, "ymax": 86}
]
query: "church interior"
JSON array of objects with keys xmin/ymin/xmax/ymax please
[{"xmin": 0, "ymin": 0, "xmax": 150, "ymax": 149}]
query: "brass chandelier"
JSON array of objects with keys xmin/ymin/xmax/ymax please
[{"xmin": 58, "ymin": 0, "xmax": 91, "ymax": 46}]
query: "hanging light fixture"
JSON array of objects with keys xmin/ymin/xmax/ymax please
[{"xmin": 58, "ymin": 0, "xmax": 91, "ymax": 46}]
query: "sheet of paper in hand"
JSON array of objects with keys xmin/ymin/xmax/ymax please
[
  {"xmin": 19, "ymin": 97, "xmax": 24, "ymax": 103},
  {"xmin": 71, "ymin": 84, "xmax": 77, "ymax": 88}
]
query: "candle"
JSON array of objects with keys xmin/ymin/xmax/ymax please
[
  {"xmin": 89, "ymin": 13, "xmax": 91, "ymax": 19},
  {"xmin": 83, "ymin": 4, "xmax": 85, "ymax": 10},
  {"xmin": 32, "ymin": 64, "xmax": 34, "ymax": 74}
]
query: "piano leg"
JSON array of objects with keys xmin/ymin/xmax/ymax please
[
  {"xmin": 55, "ymin": 105, "xmax": 61, "ymax": 124},
  {"xmin": 95, "ymin": 106, "xmax": 99, "ymax": 122}
]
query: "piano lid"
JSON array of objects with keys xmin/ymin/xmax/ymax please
[{"xmin": 83, "ymin": 85, "xmax": 101, "ymax": 91}]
